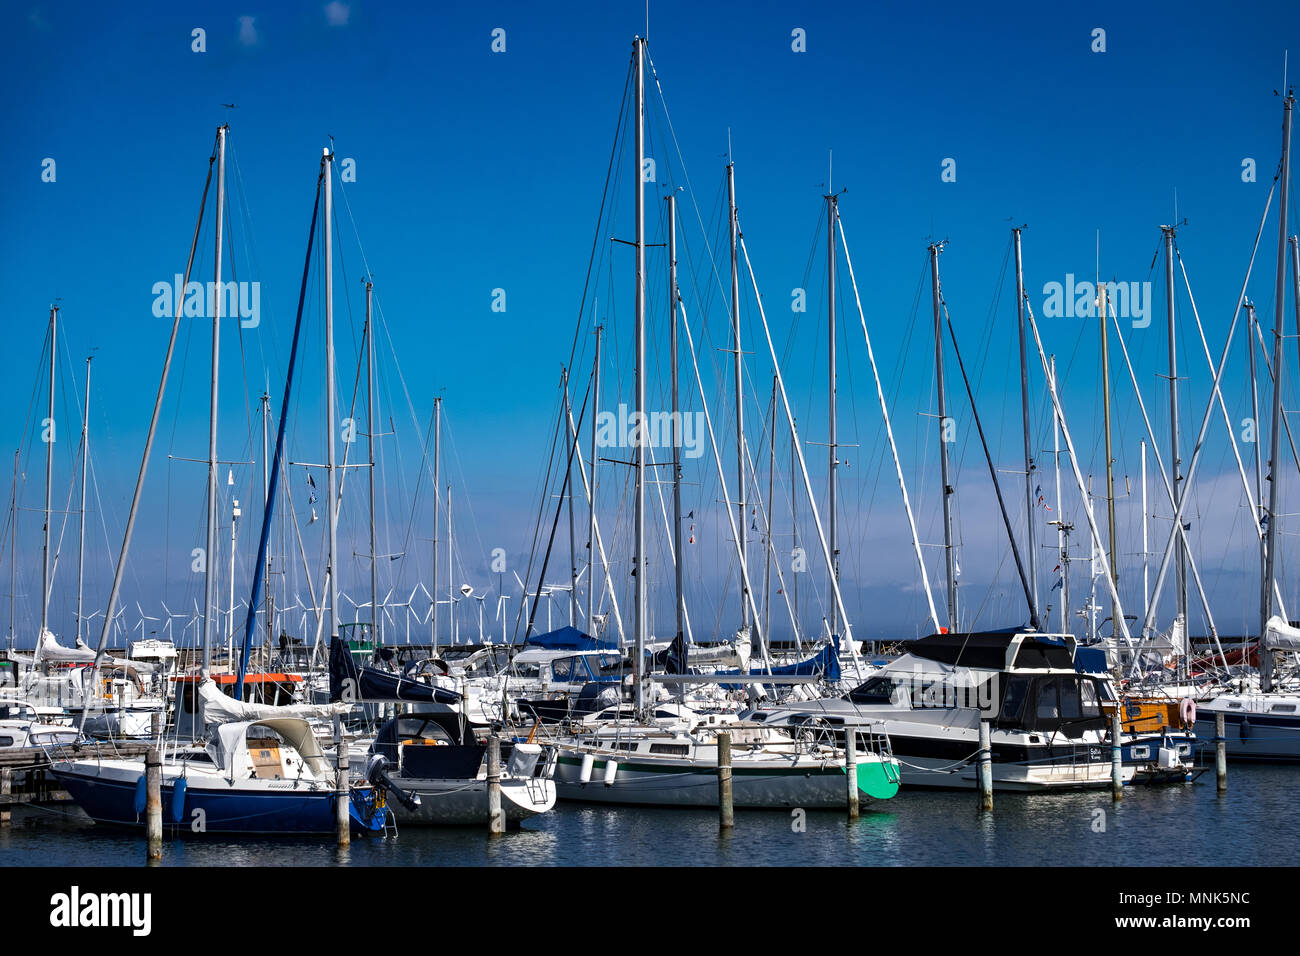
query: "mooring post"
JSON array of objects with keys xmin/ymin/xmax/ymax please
[
  {"xmin": 487, "ymin": 735, "xmax": 504, "ymax": 835},
  {"xmin": 146, "ymin": 711, "xmax": 162, "ymax": 861},
  {"xmin": 845, "ymin": 728, "xmax": 860, "ymax": 819},
  {"xmin": 1215, "ymin": 711, "xmax": 1227, "ymax": 793},
  {"xmin": 334, "ymin": 714, "xmax": 350, "ymax": 847},
  {"xmin": 1111, "ymin": 706, "xmax": 1124, "ymax": 801},
  {"xmin": 717, "ymin": 731, "xmax": 734, "ymax": 829},
  {"xmin": 0, "ymin": 767, "xmax": 11, "ymax": 829},
  {"xmin": 978, "ymin": 718, "xmax": 993, "ymax": 811}
]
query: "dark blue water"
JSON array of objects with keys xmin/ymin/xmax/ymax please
[{"xmin": 0, "ymin": 765, "xmax": 1287, "ymax": 866}]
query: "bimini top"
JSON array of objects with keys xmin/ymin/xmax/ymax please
[
  {"xmin": 904, "ymin": 631, "xmax": 1076, "ymax": 672},
  {"xmin": 207, "ymin": 717, "xmax": 331, "ymax": 778},
  {"xmin": 525, "ymin": 625, "xmax": 617, "ymax": 651}
]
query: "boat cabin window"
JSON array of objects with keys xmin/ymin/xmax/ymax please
[
  {"xmin": 996, "ymin": 676, "xmax": 1031, "ymax": 727},
  {"xmin": 848, "ymin": 676, "xmax": 896, "ymax": 705},
  {"xmin": 0, "ymin": 736, "xmax": 14, "ymax": 747},
  {"xmin": 649, "ymin": 743, "xmax": 689, "ymax": 755},
  {"xmin": 1036, "ymin": 678, "xmax": 1061, "ymax": 720},
  {"xmin": 395, "ymin": 717, "xmax": 457, "ymax": 745},
  {"xmin": 550, "ymin": 657, "xmax": 577, "ymax": 681},
  {"xmin": 246, "ymin": 728, "xmax": 287, "ymax": 780},
  {"xmin": 1079, "ymin": 680, "xmax": 1101, "ymax": 718},
  {"xmin": 1272, "ymin": 703, "xmax": 1296, "ymax": 713},
  {"xmin": 1024, "ymin": 676, "xmax": 1106, "ymax": 736}
]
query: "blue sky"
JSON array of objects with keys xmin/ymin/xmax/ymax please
[{"xmin": 2, "ymin": 1, "xmax": 1299, "ymax": 649}]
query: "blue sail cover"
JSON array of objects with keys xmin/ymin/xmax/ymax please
[
  {"xmin": 525, "ymin": 625, "xmax": 617, "ymax": 651},
  {"xmin": 1073, "ymin": 645, "xmax": 1109, "ymax": 675},
  {"xmin": 716, "ymin": 642, "xmax": 841, "ymax": 689},
  {"xmin": 329, "ymin": 639, "xmax": 461, "ymax": 704}
]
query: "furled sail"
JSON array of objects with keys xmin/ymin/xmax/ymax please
[
  {"xmin": 1262, "ymin": 615, "xmax": 1300, "ymax": 653},
  {"xmin": 197, "ymin": 677, "xmax": 350, "ymax": 723}
]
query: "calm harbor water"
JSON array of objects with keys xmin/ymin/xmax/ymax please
[{"xmin": 0, "ymin": 764, "xmax": 1287, "ymax": 866}]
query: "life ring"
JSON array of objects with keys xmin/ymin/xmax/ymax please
[{"xmin": 1179, "ymin": 697, "xmax": 1196, "ymax": 727}]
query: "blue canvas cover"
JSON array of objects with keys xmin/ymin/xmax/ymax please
[{"xmin": 525, "ymin": 625, "xmax": 617, "ymax": 651}]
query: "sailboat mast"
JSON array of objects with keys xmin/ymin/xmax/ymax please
[
  {"xmin": 633, "ymin": 35, "xmax": 647, "ymax": 710},
  {"xmin": 447, "ymin": 484, "xmax": 453, "ymax": 643},
  {"xmin": 929, "ymin": 243, "xmax": 958, "ymax": 630},
  {"xmin": 791, "ymin": 416, "xmax": 799, "ymax": 634},
  {"xmin": 202, "ymin": 126, "xmax": 227, "ymax": 678},
  {"xmin": 588, "ymin": 330, "xmax": 601, "ymax": 630},
  {"xmin": 564, "ymin": 370, "xmax": 577, "ymax": 626},
  {"xmin": 1262, "ymin": 92, "xmax": 1294, "ymax": 693},
  {"xmin": 365, "ymin": 280, "xmax": 379, "ymax": 644},
  {"xmin": 75, "ymin": 355, "xmax": 91, "ymax": 644},
  {"xmin": 261, "ymin": 393, "xmax": 272, "ymax": 648},
  {"xmin": 827, "ymin": 193, "xmax": 839, "ymax": 640},
  {"xmin": 41, "ymin": 305, "xmax": 56, "ymax": 639},
  {"xmin": 1161, "ymin": 224, "xmax": 1190, "ymax": 641},
  {"xmin": 323, "ymin": 145, "xmax": 341, "ymax": 653},
  {"xmin": 1051, "ymin": 355, "xmax": 1068, "ymax": 633},
  {"xmin": 8, "ymin": 451, "xmax": 16, "ymax": 650},
  {"xmin": 765, "ymin": 377, "xmax": 776, "ymax": 651},
  {"xmin": 727, "ymin": 159, "xmax": 749, "ymax": 638},
  {"xmin": 227, "ymin": 496, "xmax": 239, "ymax": 663},
  {"xmin": 1099, "ymin": 285, "xmax": 1120, "ymax": 642},
  {"xmin": 431, "ymin": 395, "xmax": 441, "ymax": 648},
  {"xmin": 1246, "ymin": 302, "xmax": 1265, "ymax": 519},
  {"xmin": 1141, "ymin": 439, "xmax": 1150, "ymax": 622},
  {"xmin": 1012, "ymin": 228, "xmax": 1039, "ymax": 624},
  {"xmin": 668, "ymin": 195, "xmax": 685, "ymax": 645}
]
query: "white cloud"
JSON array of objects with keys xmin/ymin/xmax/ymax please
[
  {"xmin": 324, "ymin": 1, "xmax": 350, "ymax": 26},
  {"xmin": 238, "ymin": 15, "xmax": 258, "ymax": 47}
]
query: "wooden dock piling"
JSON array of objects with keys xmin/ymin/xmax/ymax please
[
  {"xmin": 845, "ymin": 729, "xmax": 859, "ymax": 819},
  {"xmin": 487, "ymin": 735, "xmax": 504, "ymax": 835},
  {"xmin": 978, "ymin": 719, "xmax": 993, "ymax": 811},
  {"xmin": 1111, "ymin": 708, "xmax": 1124, "ymax": 801},
  {"xmin": 146, "ymin": 712, "xmax": 162, "ymax": 862},
  {"xmin": 334, "ymin": 715, "xmax": 350, "ymax": 847},
  {"xmin": 717, "ymin": 731, "xmax": 733, "ymax": 829},
  {"xmin": 1215, "ymin": 711, "xmax": 1227, "ymax": 793}
]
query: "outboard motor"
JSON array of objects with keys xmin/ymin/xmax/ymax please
[{"xmin": 366, "ymin": 753, "xmax": 422, "ymax": 812}]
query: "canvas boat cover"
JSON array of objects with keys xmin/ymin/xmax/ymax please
[
  {"xmin": 1263, "ymin": 615, "xmax": 1300, "ymax": 653},
  {"xmin": 197, "ymin": 677, "xmax": 349, "ymax": 723}
]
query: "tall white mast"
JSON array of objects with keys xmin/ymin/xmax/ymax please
[
  {"xmin": 587, "ymin": 329, "xmax": 601, "ymax": 630},
  {"xmin": 727, "ymin": 158, "xmax": 749, "ymax": 644},
  {"xmin": 365, "ymin": 279, "xmax": 379, "ymax": 644},
  {"xmin": 668, "ymin": 197, "xmax": 685, "ymax": 647},
  {"xmin": 261, "ymin": 392, "xmax": 272, "ymax": 648},
  {"xmin": 75, "ymin": 355, "xmax": 91, "ymax": 645},
  {"xmin": 447, "ymin": 484, "xmax": 453, "ymax": 644},
  {"xmin": 431, "ymin": 395, "xmax": 441, "ymax": 649},
  {"xmin": 633, "ymin": 35, "xmax": 648, "ymax": 709},
  {"xmin": 227, "ymin": 495, "xmax": 239, "ymax": 664},
  {"xmin": 827, "ymin": 192, "xmax": 839, "ymax": 641},
  {"xmin": 1051, "ymin": 355, "xmax": 1069, "ymax": 634},
  {"xmin": 41, "ymin": 305, "xmax": 56, "ymax": 641},
  {"xmin": 202, "ymin": 126, "xmax": 227, "ymax": 678}
]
